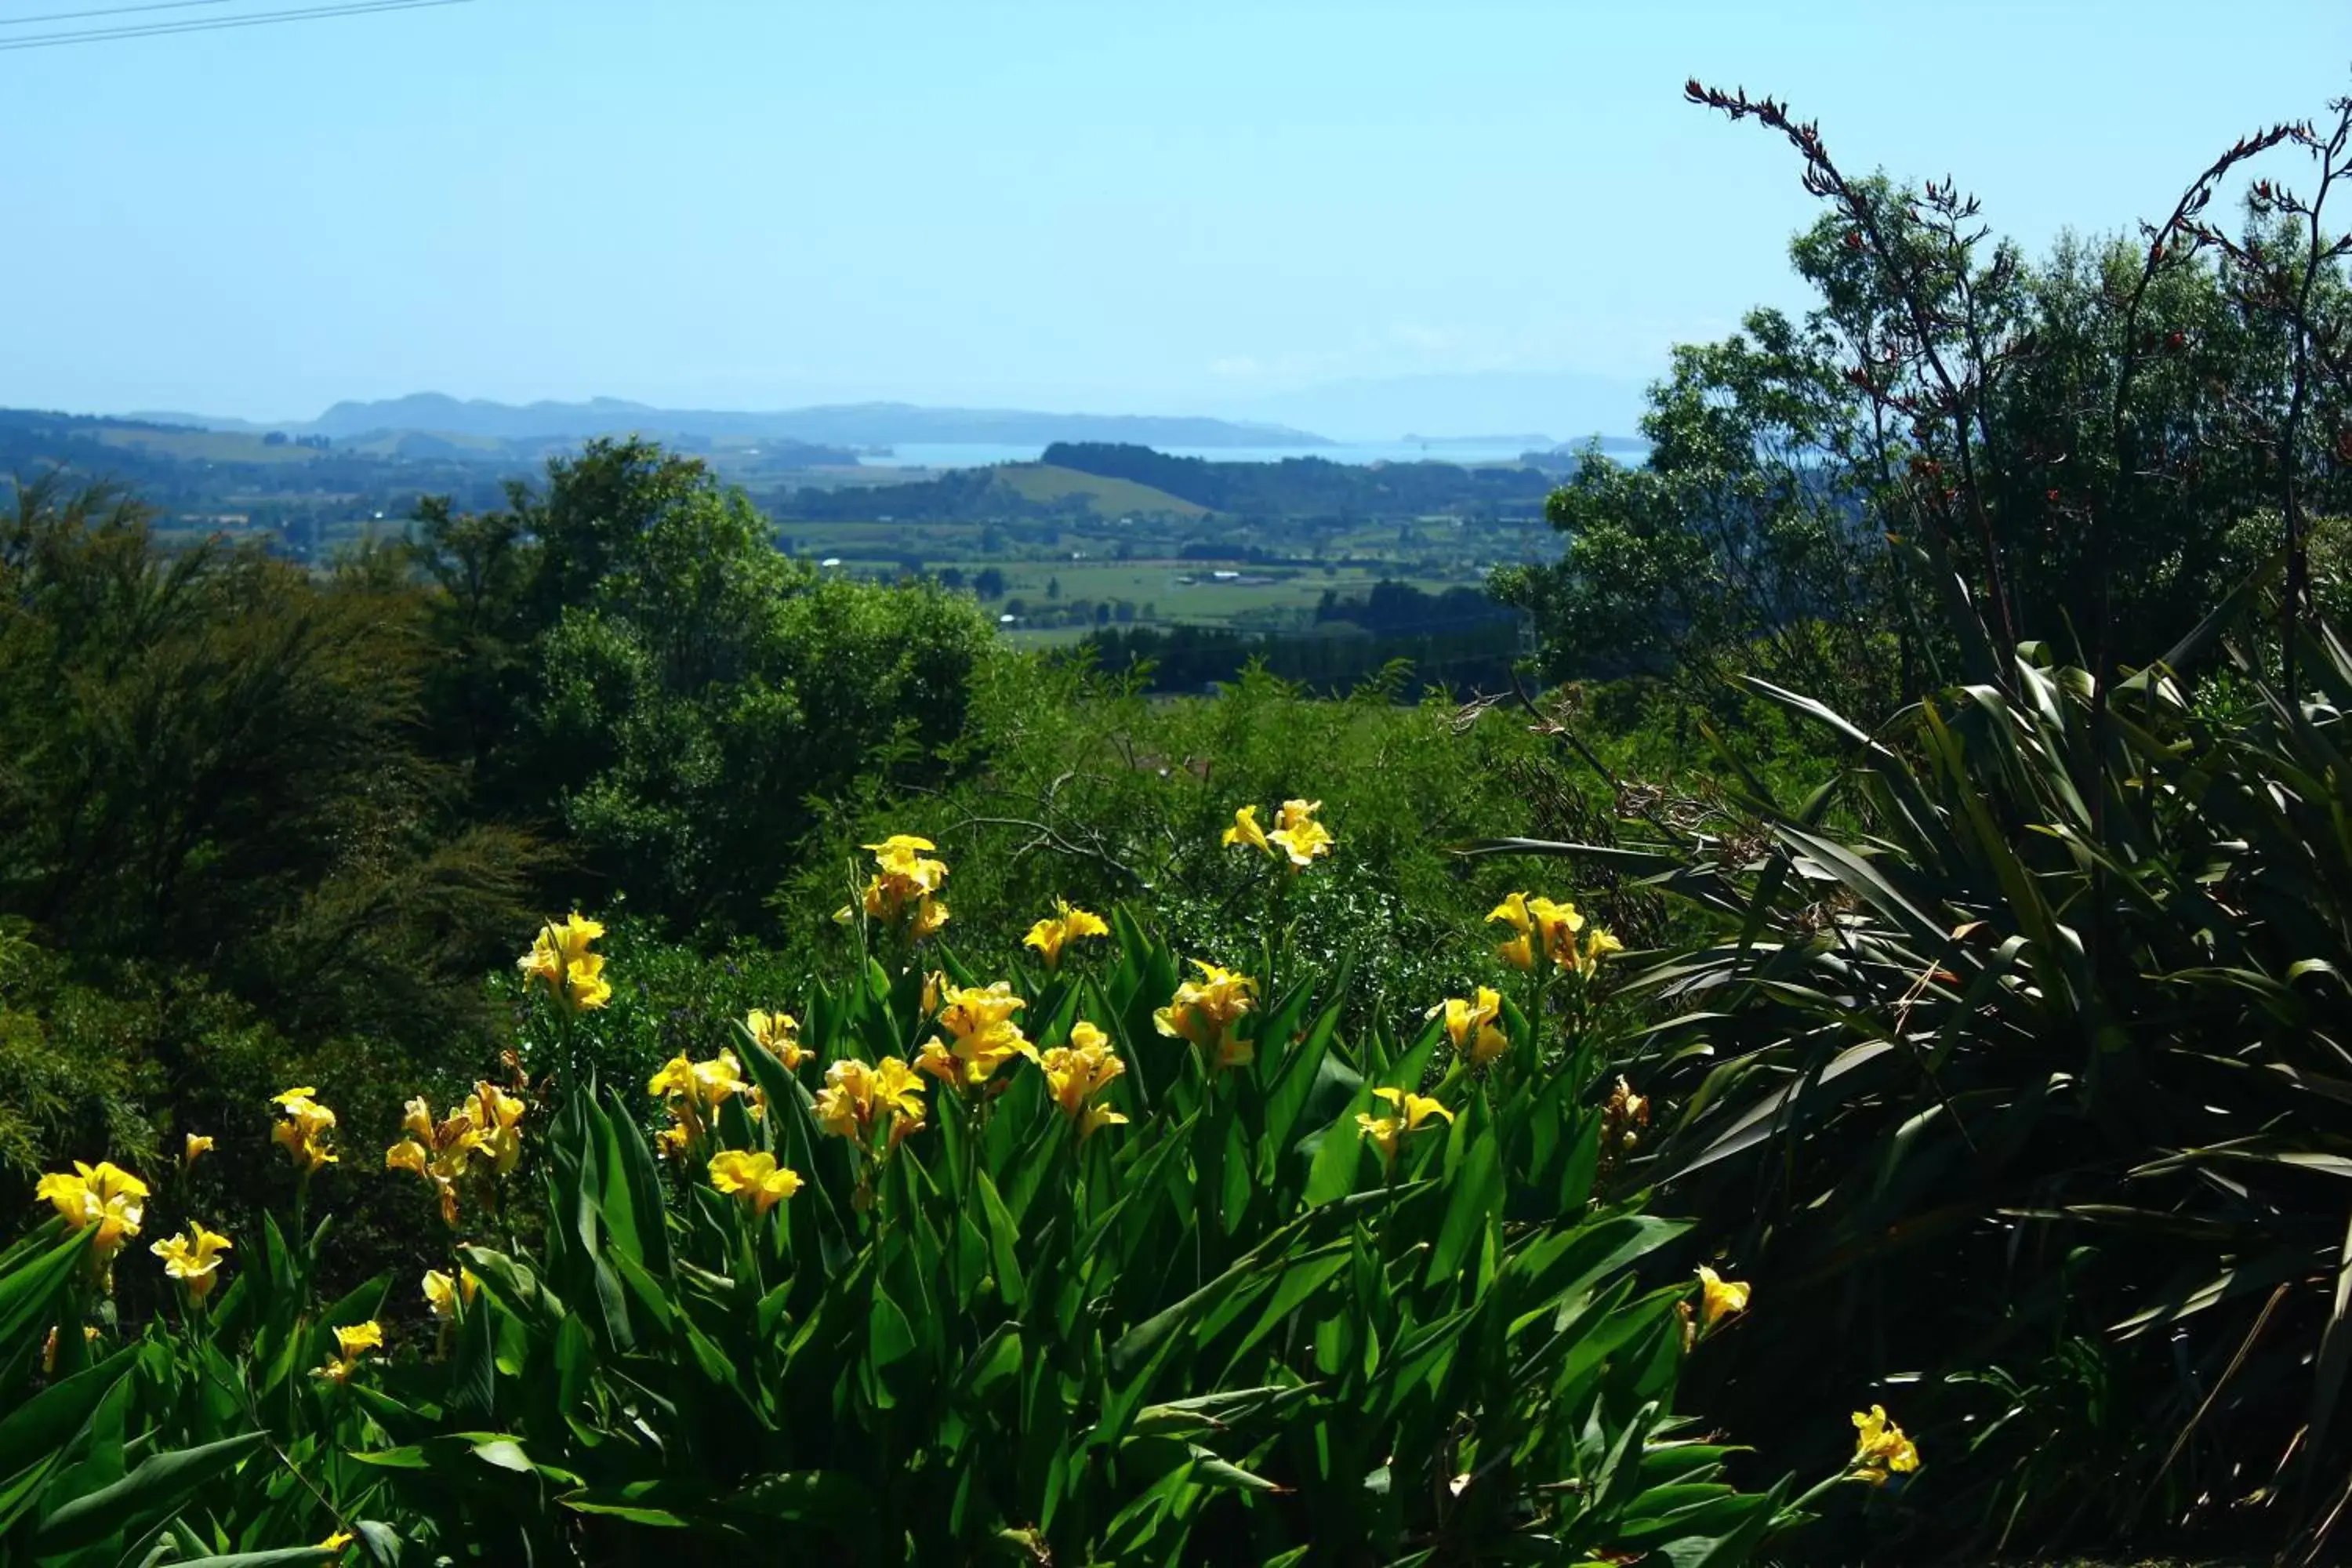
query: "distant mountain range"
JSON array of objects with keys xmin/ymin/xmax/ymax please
[{"xmin": 130, "ymin": 394, "xmax": 1334, "ymax": 452}]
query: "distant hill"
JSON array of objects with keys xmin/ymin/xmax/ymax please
[
  {"xmin": 779, "ymin": 442, "xmax": 1559, "ymax": 523},
  {"xmin": 1036, "ymin": 441, "xmax": 1557, "ymax": 517},
  {"xmin": 138, "ymin": 395, "xmax": 1331, "ymax": 452}
]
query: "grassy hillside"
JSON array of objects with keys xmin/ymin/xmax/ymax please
[
  {"xmin": 986, "ymin": 462, "xmax": 1209, "ymax": 517},
  {"xmin": 89, "ymin": 423, "xmax": 328, "ymax": 464}
]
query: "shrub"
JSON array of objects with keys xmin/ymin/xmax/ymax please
[{"xmin": 1496, "ymin": 612, "xmax": 2352, "ymax": 1559}]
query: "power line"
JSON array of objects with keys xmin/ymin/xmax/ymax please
[
  {"xmin": 0, "ymin": 0, "xmax": 466, "ymax": 49},
  {"xmin": 0, "ymin": 2, "xmax": 238, "ymax": 29},
  {"xmin": 0, "ymin": 1, "xmax": 245, "ymax": 27}
]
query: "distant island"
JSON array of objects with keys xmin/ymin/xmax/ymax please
[{"xmin": 132, "ymin": 394, "xmax": 1335, "ymax": 452}]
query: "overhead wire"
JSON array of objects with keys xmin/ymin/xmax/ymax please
[
  {"xmin": 0, "ymin": 2, "xmax": 240, "ymax": 27},
  {"xmin": 0, "ymin": 0, "xmax": 466, "ymax": 50}
]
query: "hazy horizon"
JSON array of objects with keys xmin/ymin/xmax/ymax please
[
  {"xmin": 2, "ymin": 0, "xmax": 2347, "ymax": 437},
  {"xmin": 99, "ymin": 366, "xmax": 1653, "ymax": 446}
]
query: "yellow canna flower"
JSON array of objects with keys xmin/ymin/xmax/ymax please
[
  {"xmin": 1222, "ymin": 804, "xmax": 1271, "ymax": 855},
  {"xmin": 183, "ymin": 1134, "xmax": 213, "ymax": 1169},
  {"xmin": 843, "ymin": 835, "xmax": 952, "ymax": 938},
  {"xmin": 1850, "ymin": 1405, "xmax": 1922, "ymax": 1484},
  {"xmin": 745, "ymin": 1009, "xmax": 808, "ymax": 1070},
  {"xmin": 813, "ymin": 1061, "xmax": 870, "ymax": 1138},
  {"xmin": 1527, "ymin": 897, "xmax": 1584, "ymax": 964},
  {"xmin": 1695, "ymin": 1265, "xmax": 1751, "ymax": 1330},
  {"xmin": 1153, "ymin": 959, "xmax": 1258, "ymax": 1070},
  {"xmin": 694, "ymin": 1050, "xmax": 750, "ymax": 1106},
  {"xmin": 649, "ymin": 1049, "xmax": 750, "ymax": 1151},
  {"xmin": 35, "ymin": 1161, "xmax": 150, "ymax": 1258},
  {"xmin": 1428, "ymin": 987, "xmax": 1508, "ymax": 1067},
  {"xmin": 471, "ymin": 1080, "xmax": 527, "ymax": 1175},
  {"xmin": 149, "ymin": 1221, "xmax": 232, "ymax": 1301},
  {"xmin": 815, "ymin": 1057, "xmax": 928, "ymax": 1146},
  {"xmin": 1573, "ymin": 925, "xmax": 1625, "ymax": 978},
  {"xmin": 646, "ymin": 1053, "xmax": 698, "ymax": 1102},
  {"xmin": 909, "ymin": 895, "xmax": 951, "ymax": 941},
  {"xmin": 1266, "ymin": 798, "xmax": 1334, "ymax": 869},
  {"xmin": 1356, "ymin": 1086, "xmax": 1454, "ymax": 1164},
  {"xmin": 916, "ymin": 982, "xmax": 1036, "ymax": 1091},
  {"xmin": 707, "ymin": 1149, "xmax": 804, "ymax": 1216},
  {"xmin": 320, "ymin": 1530, "xmax": 354, "ymax": 1552},
  {"xmin": 314, "ymin": 1319, "xmax": 383, "ymax": 1384},
  {"xmin": 1040, "ymin": 1022, "xmax": 1128, "ymax": 1138},
  {"xmin": 865, "ymin": 833, "xmax": 942, "ymax": 877},
  {"xmin": 1487, "ymin": 892, "xmax": 1536, "ymax": 971},
  {"xmin": 515, "ymin": 912, "xmax": 612, "ymax": 1013},
  {"xmin": 1486, "ymin": 893, "xmax": 1585, "ymax": 971},
  {"xmin": 1023, "ymin": 899, "xmax": 1111, "ymax": 970},
  {"xmin": 655, "ymin": 1124, "xmax": 690, "ymax": 1160},
  {"xmin": 384, "ymin": 1093, "xmax": 491, "ymax": 1224},
  {"xmin": 422, "ymin": 1267, "xmax": 480, "ymax": 1319},
  {"xmin": 270, "ymin": 1088, "xmax": 338, "ymax": 1174}
]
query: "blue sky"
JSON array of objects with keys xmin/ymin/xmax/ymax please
[{"xmin": 0, "ymin": 0, "xmax": 2346, "ymax": 436}]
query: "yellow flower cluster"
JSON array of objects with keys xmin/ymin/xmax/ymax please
[
  {"xmin": 386, "ymin": 1082, "xmax": 526, "ymax": 1225},
  {"xmin": 837, "ymin": 833, "xmax": 950, "ymax": 939},
  {"xmin": 516, "ymin": 912, "xmax": 612, "ymax": 1013},
  {"xmin": 1428, "ymin": 986, "xmax": 1508, "ymax": 1067},
  {"xmin": 314, "ymin": 1320, "xmax": 383, "ymax": 1385},
  {"xmin": 150, "ymin": 1221, "xmax": 233, "ymax": 1301},
  {"xmin": 1154, "ymin": 960, "xmax": 1258, "ymax": 1070},
  {"xmin": 34, "ymin": 1160, "xmax": 148, "ymax": 1257},
  {"xmin": 815, "ymin": 1057, "xmax": 929, "ymax": 1148},
  {"xmin": 1356, "ymin": 1087, "xmax": 1454, "ymax": 1165},
  {"xmin": 1851, "ymin": 1405, "xmax": 1922, "ymax": 1484},
  {"xmin": 1487, "ymin": 892, "xmax": 1621, "ymax": 976},
  {"xmin": 709, "ymin": 1149, "xmax": 804, "ymax": 1216},
  {"xmin": 743, "ymin": 1008, "xmax": 808, "ymax": 1070},
  {"xmin": 183, "ymin": 1134, "xmax": 214, "ymax": 1168},
  {"xmin": 1023, "ymin": 898, "xmax": 1109, "ymax": 970},
  {"xmin": 1223, "ymin": 799, "xmax": 1335, "ymax": 870},
  {"xmin": 917, "ymin": 981, "xmax": 1036, "ymax": 1091},
  {"xmin": 648, "ymin": 1049, "xmax": 751, "ymax": 1156},
  {"xmin": 1040, "ymin": 1022, "xmax": 1129, "ymax": 1139},
  {"xmin": 271, "ymin": 1087, "xmax": 339, "ymax": 1174}
]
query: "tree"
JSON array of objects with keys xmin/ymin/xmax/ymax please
[
  {"xmin": 1492, "ymin": 306, "xmax": 1896, "ymax": 711},
  {"xmin": 1498, "ymin": 155, "xmax": 2351, "ymax": 711},
  {"xmin": 973, "ymin": 567, "xmax": 1007, "ymax": 601},
  {"xmin": 407, "ymin": 440, "xmax": 996, "ymax": 933},
  {"xmin": 0, "ymin": 474, "xmax": 543, "ymax": 1206}
]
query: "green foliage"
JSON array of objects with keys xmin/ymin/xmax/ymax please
[
  {"xmin": 0, "ymin": 913, "xmax": 1813, "ymax": 1563},
  {"xmin": 0, "ymin": 474, "xmax": 546, "ymax": 1258},
  {"xmin": 1493, "ymin": 305, "xmax": 1898, "ymax": 713},
  {"xmin": 412, "ymin": 439, "xmax": 996, "ymax": 935},
  {"xmin": 1490, "ymin": 610, "xmax": 2352, "ymax": 1555},
  {"xmin": 0, "ymin": 923, "xmax": 157, "ymax": 1183},
  {"xmin": 1502, "ymin": 165, "xmax": 2352, "ymax": 719}
]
